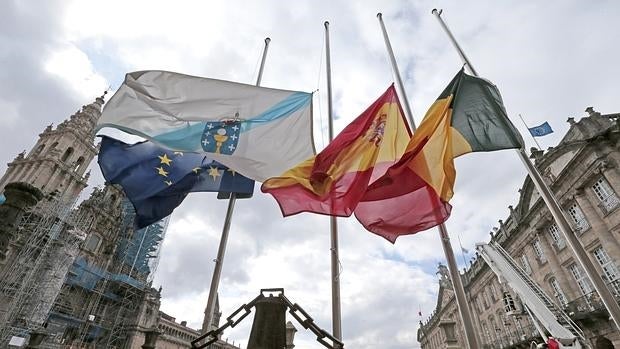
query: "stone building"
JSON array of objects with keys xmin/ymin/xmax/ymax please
[
  {"xmin": 418, "ymin": 108, "xmax": 620, "ymax": 349},
  {"xmin": 157, "ymin": 308, "xmax": 238, "ymax": 349},
  {"xmin": 0, "ymin": 95, "xmax": 238, "ymax": 348}
]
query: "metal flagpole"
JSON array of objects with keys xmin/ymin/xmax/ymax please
[
  {"xmin": 324, "ymin": 21, "xmax": 343, "ymax": 345},
  {"xmin": 201, "ymin": 37, "xmax": 272, "ymax": 334},
  {"xmin": 377, "ymin": 13, "xmax": 415, "ymax": 128},
  {"xmin": 377, "ymin": 13, "xmax": 481, "ymax": 349},
  {"xmin": 518, "ymin": 114, "xmax": 543, "ymax": 150},
  {"xmin": 432, "ymin": 8, "xmax": 620, "ymax": 331}
]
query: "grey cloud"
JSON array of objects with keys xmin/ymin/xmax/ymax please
[
  {"xmin": 3, "ymin": 1, "xmax": 620, "ymax": 348},
  {"xmin": 0, "ymin": 0, "xmax": 86, "ymax": 174}
]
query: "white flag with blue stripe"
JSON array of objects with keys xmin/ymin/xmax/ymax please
[{"xmin": 97, "ymin": 71, "xmax": 315, "ymax": 182}]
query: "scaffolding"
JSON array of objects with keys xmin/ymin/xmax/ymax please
[
  {"xmin": 103, "ymin": 199, "xmax": 167, "ymax": 349},
  {"xmin": 0, "ymin": 192, "xmax": 90, "ymax": 346},
  {"xmin": 0, "ymin": 184, "xmax": 169, "ymax": 348},
  {"xmin": 44, "ymin": 195, "xmax": 169, "ymax": 348}
]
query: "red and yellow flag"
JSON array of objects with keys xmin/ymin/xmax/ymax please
[
  {"xmin": 261, "ymin": 85, "xmax": 411, "ymax": 217},
  {"xmin": 355, "ymin": 69, "xmax": 523, "ymax": 242}
]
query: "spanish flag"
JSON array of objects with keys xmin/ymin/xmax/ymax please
[
  {"xmin": 355, "ymin": 69, "xmax": 524, "ymax": 242},
  {"xmin": 261, "ymin": 85, "xmax": 411, "ymax": 217}
]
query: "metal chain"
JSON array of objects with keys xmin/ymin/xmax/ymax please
[{"xmin": 191, "ymin": 289, "xmax": 344, "ymax": 349}]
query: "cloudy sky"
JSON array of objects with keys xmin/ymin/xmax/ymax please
[{"xmin": 1, "ymin": 1, "xmax": 618, "ymax": 348}]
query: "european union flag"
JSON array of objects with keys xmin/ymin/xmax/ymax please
[
  {"xmin": 98, "ymin": 136, "xmax": 254, "ymax": 228},
  {"xmin": 528, "ymin": 121, "xmax": 553, "ymax": 137}
]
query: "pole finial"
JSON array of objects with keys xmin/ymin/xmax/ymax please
[
  {"xmin": 324, "ymin": 21, "xmax": 330, "ymax": 28},
  {"xmin": 264, "ymin": 37, "xmax": 271, "ymax": 44},
  {"xmin": 431, "ymin": 8, "xmax": 442, "ymax": 15},
  {"xmin": 377, "ymin": 12, "xmax": 383, "ymax": 19}
]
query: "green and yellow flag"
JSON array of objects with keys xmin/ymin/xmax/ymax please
[{"xmin": 356, "ymin": 68, "xmax": 524, "ymax": 242}]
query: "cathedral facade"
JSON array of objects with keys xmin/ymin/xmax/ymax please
[
  {"xmin": 418, "ymin": 109, "xmax": 620, "ymax": 348},
  {"xmin": 0, "ymin": 95, "xmax": 235, "ymax": 348}
]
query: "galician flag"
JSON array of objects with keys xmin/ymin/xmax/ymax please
[
  {"xmin": 356, "ymin": 69, "xmax": 524, "ymax": 242},
  {"xmin": 262, "ymin": 85, "xmax": 411, "ymax": 217},
  {"xmin": 96, "ymin": 71, "xmax": 315, "ymax": 182}
]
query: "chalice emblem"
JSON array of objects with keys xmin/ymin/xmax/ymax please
[
  {"xmin": 201, "ymin": 116, "xmax": 241, "ymax": 155},
  {"xmin": 213, "ymin": 128, "xmax": 229, "ymax": 154}
]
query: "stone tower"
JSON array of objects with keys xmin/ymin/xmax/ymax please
[{"xmin": 0, "ymin": 93, "xmax": 106, "ymax": 201}]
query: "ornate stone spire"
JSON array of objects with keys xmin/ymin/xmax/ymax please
[
  {"xmin": 57, "ymin": 91, "xmax": 107, "ymax": 139},
  {"xmin": 0, "ymin": 94, "xmax": 102, "ymax": 201}
]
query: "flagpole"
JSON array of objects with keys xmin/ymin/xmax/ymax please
[
  {"xmin": 432, "ymin": 8, "xmax": 620, "ymax": 331},
  {"xmin": 377, "ymin": 13, "xmax": 415, "ymax": 127},
  {"xmin": 518, "ymin": 114, "xmax": 543, "ymax": 150},
  {"xmin": 201, "ymin": 37, "xmax": 271, "ymax": 335},
  {"xmin": 377, "ymin": 13, "xmax": 481, "ymax": 349},
  {"xmin": 324, "ymin": 21, "xmax": 343, "ymax": 346}
]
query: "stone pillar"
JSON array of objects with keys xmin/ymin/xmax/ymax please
[
  {"xmin": 141, "ymin": 328, "xmax": 161, "ymax": 349},
  {"xmin": 0, "ymin": 182, "xmax": 43, "ymax": 259},
  {"xmin": 247, "ymin": 295, "xmax": 287, "ymax": 349}
]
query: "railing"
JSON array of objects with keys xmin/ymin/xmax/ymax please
[
  {"xmin": 573, "ymin": 218, "xmax": 590, "ymax": 234},
  {"xmin": 483, "ymin": 322, "xmax": 540, "ymax": 349},
  {"xmin": 598, "ymin": 194, "xmax": 620, "ymax": 215},
  {"xmin": 565, "ymin": 279, "xmax": 620, "ymax": 316}
]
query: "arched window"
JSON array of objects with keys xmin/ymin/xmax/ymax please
[
  {"xmin": 503, "ymin": 292, "xmax": 516, "ymax": 312},
  {"xmin": 74, "ymin": 157, "xmax": 85, "ymax": 172},
  {"xmin": 549, "ymin": 277, "xmax": 568, "ymax": 307},
  {"xmin": 61, "ymin": 147, "xmax": 74, "ymax": 162}
]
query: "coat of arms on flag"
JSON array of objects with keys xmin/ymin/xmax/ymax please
[{"xmin": 201, "ymin": 119, "xmax": 241, "ymax": 155}]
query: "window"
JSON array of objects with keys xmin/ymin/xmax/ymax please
[
  {"xmin": 472, "ymin": 296, "xmax": 480, "ymax": 313},
  {"xmin": 592, "ymin": 177, "xmax": 620, "ymax": 214},
  {"xmin": 497, "ymin": 310, "xmax": 509, "ymax": 329},
  {"xmin": 482, "ymin": 289, "xmax": 490, "ymax": 309},
  {"xmin": 532, "ymin": 239, "xmax": 547, "ymax": 263},
  {"xmin": 476, "ymin": 297, "xmax": 484, "ymax": 313},
  {"xmin": 548, "ymin": 223, "xmax": 565, "ymax": 249},
  {"xmin": 569, "ymin": 264, "xmax": 594, "ymax": 296},
  {"xmin": 441, "ymin": 323, "xmax": 457, "ymax": 342},
  {"xmin": 489, "ymin": 282, "xmax": 498, "ymax": 302},
  {"xmin": 61, "ymin": 147, "xmax": 74, "ymax": 162},
  {"xmin": 520, "ymin": 254, "xmax": 532, "ymax": 274},
  {"xmin": 481, "ymin": 321, "xmax": 492, "ymax": 345},
  {"xmin": 74, "ymin": 156, "xmax": 85, "ymax": 172},
  {"xmin": 503, "ymin": 292, "xmax": 516, "ymax": 312},
  {"xmin": 549, "ymin": 278, "xmax": 568, "ymax": 307},
  {"xmin": 593, "ymin": 247, "xmax": 620, "ymax": 294},
  {"xmin": 84, "ymin": 234, "xmax": 101, "ymax": 252},
  {"xmin": 567, "ymin": 203, "xmax": 589, "ymax": 233},
  {"xmin": 489, "ymin": 315, "xmax": 499, "ymax": 342}
]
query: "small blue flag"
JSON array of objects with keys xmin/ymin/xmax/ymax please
[
  {"xmin": 98, "ymin": 136, "xmax": 254, "ymax": 228},
  {"xmin": 528, "ymin": 121, "xmax": 553, "ymax": 137}
]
